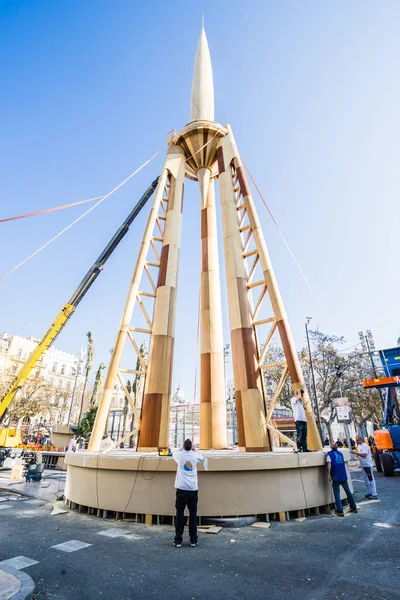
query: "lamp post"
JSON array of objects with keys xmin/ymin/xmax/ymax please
[{"xmin": 305, "ymin": 317, "xmax": 323, "ymax": 441}]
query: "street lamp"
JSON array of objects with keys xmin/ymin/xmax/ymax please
[{"xmin": 305, "ymin": 317, "xmax": 323, "ymax": 441}]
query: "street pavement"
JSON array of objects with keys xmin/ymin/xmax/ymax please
[{"xmin": 0, "ymin": 469, "xmax": 399, "ymax": 600}]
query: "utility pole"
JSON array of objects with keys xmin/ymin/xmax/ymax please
[{"xmin": 305, "ymin": 318, "xmax": 323, "ymax": 441}]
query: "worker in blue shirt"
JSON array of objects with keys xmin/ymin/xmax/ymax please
[{"xmin": 326, "ymin": 442, "xmax": 358, "ymax": 517}]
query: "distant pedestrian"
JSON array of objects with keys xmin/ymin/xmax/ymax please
[
  {"xmin": 290, "ymin": 389, "xmax": 310, "ymax": 452},
  {"xmin": 326, "ymin": 442, "xmax": 358, "ymax": 517},
  {"xmin": 172, "ymin": 439, "xmax": 208, "ymax": 548},
  {"xmin": 336, "ymin": 439, "xmax": 343, "ymax": 448},
  {"xmin": 351, "ymin": 435, "xmax": 378, "ymax": 500},
  {"xmin": 323, "ymin": 438, "xmax": 330, "ymax": 446}
]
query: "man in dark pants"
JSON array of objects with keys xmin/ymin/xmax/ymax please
[
  {"xmin": 290, "ymin": 389, "xmax": 310, "ymax": 452},
  {"xmin": 326, "ymin": 442, "xmax": 358, "ymax": 516},
  {"xmin": 173, "ymin": 439, "xmax": 208, "ymax": 548}
]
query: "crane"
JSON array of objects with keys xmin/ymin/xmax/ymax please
[{"xmin": 0, "ymin": 177, "xmax": 159, "ymax": 424}]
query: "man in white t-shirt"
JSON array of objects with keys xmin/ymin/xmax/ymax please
[
  {"xmin": 351, "ymin": 435, "xmax": 378, "ymax": 499},
  {"xmin": 290, "ymin": 389, "xmax": 310, "ymax": 452},
  {"xmin": 172, "ymin": 439, "xmax": 208, "ymax": 548}
]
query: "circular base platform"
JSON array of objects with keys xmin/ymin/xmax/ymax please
[{"xmin": 65, "ymin": 449, "xmax": 351, "ymax": 518}]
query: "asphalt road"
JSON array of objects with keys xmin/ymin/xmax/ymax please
[{"xmin": 0, "ymin": 470, "xmax": 399, "ymax": 600}]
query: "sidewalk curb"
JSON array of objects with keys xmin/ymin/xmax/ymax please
[{"xmin": 0, "ymin": 565, "xmax": 35, "ymax": 600}]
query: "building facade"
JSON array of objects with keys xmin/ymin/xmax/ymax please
[{"xmin": 0, "ymin": 332, "xmax": 86, "ymax": 431}]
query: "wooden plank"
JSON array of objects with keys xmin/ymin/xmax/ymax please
[
  {"xmin": 126, "ymin": 332, "xmax": 147, "ymax": 371},
  {"xmin": 266, "ymin": 366, "xmax": 288, "ymax": 423},
  {"xmin": 266, "ymin": 422, "xmax": 297, "ymax": 448},
  {"xmin": 144, "ymin": 264, "xmax": 157, "ymax": 294},
  {"xmin": 247, "ymin": 279, "xmax": 265, "ymax": 289},
  {"xmin": 247, "ymin": 254, "xmax": 259, "ymax": 285},
  {"xmin": 253, "ymin": 317, "xmax": 275, "ymax": 327},
  {"xmin": 138, "ymin": 291, "xmax": 156, "ymax": 298},
  {"xmin": 130, "ymin": 327, "xmax": 152, "ymax": 335},
  {"xmin": 259, "ymin": 360, "xmax": 287, "ymax": 370},
  {"xmin": 137, "ymin": 295, "xmax": 153, "ymax": 330},
  {"xmin": 120, "ymin": 368, "xmax": 146, "ymax": 375},
  {"xmin": 279, "ymin": 512, "xmax": 286, "ymax": 522},
  {"xmin": 243, "ymin": 249, "xmax": 258, "ymax": 259},
  {"xmin": 251, "ymin": 285, "xmax": 267, "ymax": 322},
  {"xmin": 257, "ymin": 321, "xmax": 277, "ymax": 366}
]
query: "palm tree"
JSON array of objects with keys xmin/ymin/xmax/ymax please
[
  {"xmin": 77, "ymin": 331, "xmax": 94, "ymax": 424},
  {"xmin": 129, "ymin": 342, "xmax": 147, "ymax": 448},
  {"xmin": 90, "ymin": 362, "xmax": 105, "ymax": 407},
  {"xmin": 119, "ymin": 379, "xmax": 132, "ymax": 448}
]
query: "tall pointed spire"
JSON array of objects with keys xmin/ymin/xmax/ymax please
[{"xmin": 190, "ymin": 27, "xmax": 214, "ymax": 122}]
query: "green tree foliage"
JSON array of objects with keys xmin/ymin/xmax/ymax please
[
  {"xmin": 90, "ymin": 362, "xmax": 105, "ymax": 407},
  {"xmin": 77, "ymin": 331, "xmax": 95, "ymax": 423},
  {"xmin": 77, "ymin": 405, "xmax": 98, "ymax": 438}
]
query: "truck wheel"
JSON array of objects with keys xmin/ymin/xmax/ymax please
[
  {"xmin": 374, "ymin": 452, "xmax": 383, "ymax": 473},
  {"xmin": 380, "ymin": 452, "xmax": 395, "ymax": 477}
]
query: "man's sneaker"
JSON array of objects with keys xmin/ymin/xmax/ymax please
[
  {"xmin": 350, "ymin": 507, "xmax": 358, "ymax": 513},
  {"xmin": 337, "ymin": 511, "xmax": 344, "ymax": 517},
  {"xmin": 365, "ymin": 494, "xmax": 379, "ymax": 500},
  {"xmin": 190, "ymin": 542, "xmax": 198, "ymax": 547},
  {"xmin": 172, "ymin": 542, "xmax": 182, "ymax": 548}
]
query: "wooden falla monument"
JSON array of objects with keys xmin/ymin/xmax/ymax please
[{"xmin": 65, "ymin": 28, "xmax": 347, "ymax": 521}]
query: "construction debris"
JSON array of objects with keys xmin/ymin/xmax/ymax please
[{"xmin": 251, "ymin": 522, "xmax": 271, "ymax": 529}]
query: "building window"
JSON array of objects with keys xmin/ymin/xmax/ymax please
[
  {"xmin": 12, "ymin": 364, "xmax": 18, "ymax": 374},
  {"xmin": 58, "ymin": 379, "xmax": 63, "ymax": 389},
  {"xmin": 49, "ymin": 377, "xmax": 54, "ymax": 385},
  {"xmin": 52, "ymin": 362, "xmax": 57, "ymax": 373},
  {"xmin": 16, "ymin": 348, "xmax": 22, "ymax": 359},
  {"xmin": 61, "ymin": 364, "xmax": 66, "ymax": 375},
  {"xmin": 66, "ymin": 381, "xmax": 71, "ymax": 392},
  {"xmin": 35, "ymin": 369, "xmax": 40, "ymax": 378}
]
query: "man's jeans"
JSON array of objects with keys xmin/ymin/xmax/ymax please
[
  {"xmin": 295, "ymin": 420, "xmax": 308, "ymax": 451},
  {"xmin": 361, "ymin": 466, "xmax": 377, "ymax": 496},
  {"xmin": 174, "ymin": 489, "xmax": 198, "ymax": 544},
  {"xmin": 332, "ymin": 479, "xmax": 357, "ymax": 512}
]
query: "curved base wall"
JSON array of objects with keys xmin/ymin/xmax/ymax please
[{"xmin": 65, "ymin": 449, "xmax": 351, "ymax": 517}]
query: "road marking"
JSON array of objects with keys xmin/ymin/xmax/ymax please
[
  {"xmin": 97, "ymin": 528, "xmax": 132, "ymax": 538},
  {"xmin": 374, "ymin": 522, "xmax": 392, "ymax": 528},
  {"xmin": 51, "ymin": 540, "xmax": 91, "ymax": 553},
  {"xmin": 0, "ymin": 556, "xmax": 39, "ymax": 570},
  {"xmin": 0, "ymin": 504, "xmax": 13, "ymax": 510}
]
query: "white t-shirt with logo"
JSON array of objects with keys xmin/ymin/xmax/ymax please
[
  {"xmin": 290, "ymin": 396, "xmax": 307, "ymax": 422},
  {"xmin": 173, "ymin": 449, "xmax": 208, "ymax": 491},
  {"xmin": 357, "ymin": 442, "xmax": 373, "ymax": 467}
]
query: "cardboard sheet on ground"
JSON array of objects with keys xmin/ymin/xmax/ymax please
[
  {"xmin": 251, "ymin": 522, "xmax": 271, "ymax": 529},
  {"xmin": 198, "ymin": 526, "xmax": 222, "ymax": 534}
]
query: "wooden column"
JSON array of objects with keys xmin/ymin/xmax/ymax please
[
  {"xmin": 217, "ymin": 141, "xmax": 270, "ymax": 452},
  {"xmin": 138, "ymin": 146, "xmax": 186, "ymax": 451},
  {"xmin": 88, "ymin": 162, "xmax": 170, "ymax": 453},
  {"xmin": 198, "ymin": 168, "xmax": 227, "ymax": 449},
  {"xmin": 222, "ymin": 126, "xmax": 322, "ymax": 452}
]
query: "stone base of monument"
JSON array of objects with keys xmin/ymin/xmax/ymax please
[{"xmin": 64, "ymin": 449, "xmax": 352, "ymax": 523}]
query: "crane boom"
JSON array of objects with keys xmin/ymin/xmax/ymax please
[{"xmin": 0, "ymin": 177, "xmax": 159, "ymax": 422}]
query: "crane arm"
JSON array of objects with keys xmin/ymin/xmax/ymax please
[{"xmin": 0, "ymin": 177, "xmax": 159, "ymax": 423}]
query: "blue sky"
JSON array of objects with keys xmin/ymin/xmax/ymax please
[{"xmin": 1, "ymin": 0, "xmax": 400, "ymax": 399}]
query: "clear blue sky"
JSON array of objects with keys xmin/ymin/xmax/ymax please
[{"xmin": 1, "ymin": 0, "xmax": 399, "ymax": 399}]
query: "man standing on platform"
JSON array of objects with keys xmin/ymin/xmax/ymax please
[
  {"xmin": 326, "ymin": 442, "xmax": 358, "ymax": 516},
  {"xmin": 351, "ymin": 435, "xmax": 379, "ymax": 500},
  {"xmin": 173, "ymin": 439, "xmax": 208, "ymax": 548},
  {"xmin": 290, "ymin": 389, "xmax": 310, "ymax": 452}
]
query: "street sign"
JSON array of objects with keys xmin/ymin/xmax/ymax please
[{"xmin": 334, "ymin": 397, "xmax": 351, "ymax": 424}]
